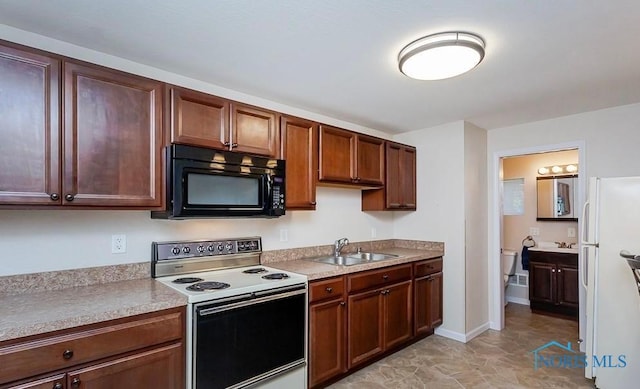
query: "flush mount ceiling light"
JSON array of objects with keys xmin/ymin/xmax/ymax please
[{"xmin": 398, "ymin": 31, "xmax": 485, "ymax": 80}]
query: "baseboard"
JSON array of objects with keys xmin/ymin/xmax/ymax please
[
  {"xmin": 464, "ymin": 322, "xmax": 490, "ymax": 342},
  {"xmin": 506, "ymin": 296, "xmax": 530, "ymax": 306},
  {"xmin": 434, "ymin": 322, "xmax": 490, "ymax": 343}
]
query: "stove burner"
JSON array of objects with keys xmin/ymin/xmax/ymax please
[
  {"xmin": 262, "ymin": 273, "xmax": 290, "ymax": 280},
  {"xmin": 172, "ymin": 277, "xmax": 204, "ymax": 284},
  {"xmin": 243, "ymin": 267, "xmax": 268, "ymax": 274},
  {"xmin": 186, "ymin": 281, "xmax": 231, "ymax": 292}
]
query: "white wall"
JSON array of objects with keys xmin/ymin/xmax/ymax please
[
  {"xmin": 488, "ymin": 102, "xmax": 640, "ymax": 327},
  {"xmin": 0, "ymin": 187, "xmax": 394, "ymax": 276},
  {"xmin": 463, "ymin": 122, "xmax": 488, "ymax": 333},
  {"xmin": 394, "ymin": 122, "xmax": 467, "ymax": 336}
]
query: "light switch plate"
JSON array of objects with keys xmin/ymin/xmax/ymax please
[
  {"xmin": 530, "ymin": 227, "xmax": 540, "ymax": 236},
  {"xmin": 568, "ymin": 227, "xmax": 576, "ymax": 238}
]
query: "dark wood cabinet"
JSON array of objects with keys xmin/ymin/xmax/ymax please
[
  {"xmin": 63, "ymin": 61, "xmax": 163, "ymax": 207},
  {"xmin": 231, "ymin": 103, "xmax": 279, "ymax": 157},
  {"xmin": 0, "ymin": 308, "xmax": 185, "ymax": 388},
  {"xmin": 346, "ymin": 264, "xmax": 412, "ymax": 369},
  {"xmin": 280, "ymin": 116, "xmax": 318, "ymax": 210},
  {"xmin": 0, "ymin": 44, "xmax": 61, "ymax": 205},
  {"xmin": 308, "ymin": 277, "xmax": 346, "ymax": 388},
  {"xmin": 414, "ymin": 258, "xmax": 443, "ymax": 336},
  {"xmin": 318, "ymin": 125, "xmax": 384, "ymax": 186},
  {"xmin": 168, "ymin": 86, "xmax": 229, "ymax": 150},
  {"xmin": 529, "ymin": 251, "xmax": 578, "ymax": 318},
  {"xmin": 362, "ymin": 142, "xmax": 417, "ymax": 211}
]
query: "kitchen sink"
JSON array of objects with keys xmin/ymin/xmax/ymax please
[{"xmin": 307, "ymin": 252, "xmax": 399, "ymax": 266}]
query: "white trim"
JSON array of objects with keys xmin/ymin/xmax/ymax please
[
  {"xmin": 489, "ymin": 140, "xmax": 586, "ymax": 332},
  {"xmin": 506, "ymin": 296, "xmax": 530, "ymax": 306},
  {"xmin": 434, "ymin": 327, "xmax": 466, "ymax": 342},
  {"xmin": 434, "ymin": 322, "xmax": 490, "ymax": 343}
]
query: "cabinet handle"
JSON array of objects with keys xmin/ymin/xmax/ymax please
[
  {"xmin": 340, "ymin": 301, "xmax": 345, "ymax": 306},
  {"xmin": 50, "ymin": 193, "xmax": 60, "ymax": 201},
  {"xmin": 223, "ymin": 141, "xmax": 230, "ymax": 146},
  {"xmin": 64, "ymin": 194, "xmax": 75, "ymax": 202},
  {"xmin": 325, "ymin": 287, "xmax": 333, "ymax": 293},
  {"xmin": 53, "ymin": 383, "xmax": 63, "ymax": 389},
  {"xmin": 62, "ymin": 349, "xmax": 74, "ymax": 360},
  {"xmin": 382, "ymin": 275, "xmax": 389, "ymax": 280},
  {"xmin": 71, "ymin": 377, "xmax": 81, "ymax": 388},
  {"xmin": 231, "ymin": 143, "xmax": 238, "ymax": 148},
  {"xmin": 310, "ymin": 201, "xmax": 317, "ymax": 205}
]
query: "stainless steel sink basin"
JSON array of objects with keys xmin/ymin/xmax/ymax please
[
  {"xmin": 347, "ymin": 252, "xmax": 399, "ymax": 261},
  {"xmin": 307, "ymin": 252, "xmax": 399, "ymax": 266}
]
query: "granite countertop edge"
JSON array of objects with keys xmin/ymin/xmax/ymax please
[{"xmin": 266, "ymin": 247, "xmax": 444, "ymax": 281}]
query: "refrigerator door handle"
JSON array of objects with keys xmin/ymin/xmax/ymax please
[
  {"xmin": 581, "ymin": 245, "xmax": 589, "ymax": 290},
  {"xmin": 619, "ymin": 250, "xmax": 640, "ymax": 260},
  {"xmin": 580, "ymin": 201, "xmax": 599, "ymax": 247}
]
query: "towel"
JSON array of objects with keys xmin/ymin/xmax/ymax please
[{"xmin": 521, "ymin": 246, "xmax": 530, "ymax": 271}]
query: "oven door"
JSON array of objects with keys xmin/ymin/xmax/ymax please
[{"xmin": 193, "ymin": 285, "xmax": 307, "ymax": 389}]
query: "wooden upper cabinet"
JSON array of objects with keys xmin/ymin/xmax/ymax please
[
  {"xmin": 356, "ymin": 135, "xmax": 384, "ymax": 186},
  {"xmin": 169, "ymin": 86, "xmax": 229, "ymax": 149},
  {"xmin": 231, "ymin": 103, "xmax": 279, "ymax": 157},
  {"xmin": 0, "ymin": 44, "xmax": 61, "ymax": 205},
  {"xmin": 63, "ymin": 61, "xmax": 163, "ymax": 207},
  {"xmin": 280, "ymin": 115, "xmax": 318, "ymax": 210},
  {"xmin": 318, "ymin": 125, "xmax": 384, "ymax": 186},
  {"xmin": 362, "ymin": 141, "xmax": 417, "ymax": 211}
]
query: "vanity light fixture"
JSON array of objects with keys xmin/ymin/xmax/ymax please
[
  {"xmin": 538, "ymin": 164, "xmax": 579, "ymax": 176},
  {"xmin": 398, "ymin": 31, "xmax": 485, "ymax": 80}
]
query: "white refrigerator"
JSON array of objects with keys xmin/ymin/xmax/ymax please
[{"xmin": 581, "ymin": 177, "xmax": 640, "ymax": 388}]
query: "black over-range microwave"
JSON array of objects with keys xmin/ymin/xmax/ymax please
[{"xmin": 151, "ymin": 145, "xmax": 285, "ymax": 219}]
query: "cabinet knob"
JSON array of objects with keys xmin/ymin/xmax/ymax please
[
  {"xmin": 340, "ymin": 301, "xmax": 345, "ymax": 306},
  {"xmin": 231, "ymin": 143, "xmax": 238, "ymax": 148},
  {"xmin": 552, "ymin": 268, "xmax": 556, "ymax": 273},
  {"xmin": 50, "ymin": 193, "xmax": 60, "ymax": 201},
  {"xmin": 382, "ymin": 275, "xmax": 389, "ymax": 280},
  {"xmin": 64, "ymin": 194, "xmax": 75, "ymax": 202},
  {"xmin": 53, "ymin": 383, "xmax": 63, "ymax": 389},
  {"xmin": 558, "ymin": 269, "xmax": 562, "ymax": 273},
  {"xmin": 310, "ymin": 201, "xmax": 317, "ymax": 205},
  {"xmin": 325, "ymin": 287, "xmax": 333, "ymax": 293},
  {"xmin": 62, "ymin": 349, "xmax": 74, "ymax": 360},
  {"xmin": 71, "ymin": 377, "xmax": 81, "ymax": 388},
  {"xmin": 223, "ymin": 141, "xmax": 230, "ymax": 146}
]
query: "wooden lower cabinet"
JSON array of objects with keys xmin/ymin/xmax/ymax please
[
  {"xmin": 529, "ymin": 251, "xmax": 578, "ymax": 318},
  {"xmin": 0, "ymin": 307, "xmax": 185, "ymax": 389},
  {"xmin": 309, "ymin": 298, "xmax": 347, "ymax": 387},
  {"xmin": 347, "ymin": 288, "xmax": 384, "ymax": 368},
  {"xmin": 414, "ymin": 258, "xmax": 443, "ymax": 336}
]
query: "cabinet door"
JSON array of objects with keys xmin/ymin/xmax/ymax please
[
  {"xmin": 385, "ymin": 143, "xmax": 402, "ymax": 208},
  {"xmin": 347, "ymin": 289, "xmax": 383, "ymax": 368},
  {"xmin": 231, "ymin": 103, "xmax": 278, "ymax": 157},
  {"xmin": 557, "ymin": 265, "xmax": 579, "ymax": 307},
  {"xmin": 355, "ymin": 135, "xmax": 384, "ymax": 186},
  {"xmin": 399, "ymin": 146, "xmax": 417, "ymax": 209},
  {"xmin": 529, "ymin": 262, "xmax": 555, "ymax": 303},
  {"xmin": 0, "ymin": 44, "xmax": 61, "ymax": 205},
  {"xmin": 8, "ymin": 374, "xmax": 66, "ymax": 389},
  {"xmin": 66, "ymin": 343, "xmax": 183, "ymax": 389},
  {"xmin": 383, "ymin": 280, "xmax": 412, "ymax": 350},
  {"xmin": 169, "ymin": 86, "xmax": 229, "ymax": 149},
  {"xmin": 428, "ymin": 272, "xmax": 443, "ymax": 328},
  {"xmin": 318, "ymin": 125, "xmax": 356, "ymax": 183},
  {"xmin": 63, "ymin": 61, "xmax": 163, "ymax": 207},
  {"xmin": 308, "ymin": 298, "xmax": 346, "ymax": 387},
  {"xmin": 414, "ymin": 275, "xmax": 431, "ymax": 336},
  {"xmin": 280, "ymin": 116, "xmax": 317, "ymax": 210}
]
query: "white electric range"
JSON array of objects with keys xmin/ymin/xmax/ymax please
[{"xmin": 152, "ymin": 237, "xmax": 308, "ymax": 389}]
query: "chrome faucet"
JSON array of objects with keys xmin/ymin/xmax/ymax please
[{"xmin": 334, "ymin": 237, "xmax": 349, "ymax": 257}]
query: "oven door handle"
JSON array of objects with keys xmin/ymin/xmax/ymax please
[{"xmin": 197, "ymin": 287, "xmax": 306, "ymax": 316}]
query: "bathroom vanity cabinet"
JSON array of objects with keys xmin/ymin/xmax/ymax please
[{"xmin": 528, "ymin": 250, "xmax": 578, "ymax": 319}]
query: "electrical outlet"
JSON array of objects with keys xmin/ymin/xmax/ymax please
[
  {"xmin": 279, "ymin": 229, "xmax": 288, "ymax": 242},
  {"xmin": 568, "ymin": 227, "xmax": 576, "ymax": 238},
  {"xmin": 529, "ymin": 227, "xmax": 540, "ymax": 236},
  {"xmin": 111, "ymin": 234, "xmax": 126, "ymax": 254}
]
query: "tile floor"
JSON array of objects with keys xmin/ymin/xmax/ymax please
[{"xmin": 329, "ymin": 303, "xmax": 595, "ymax": 388}]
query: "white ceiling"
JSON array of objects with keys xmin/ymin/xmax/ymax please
[{"xmin": 1, "ymin": 0, "xmax": 639, "ymax": 133}]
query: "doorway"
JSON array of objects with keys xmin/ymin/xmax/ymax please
[{"xmin": 489, "ymin": 141, "xmax": 586, "ymax": 349}]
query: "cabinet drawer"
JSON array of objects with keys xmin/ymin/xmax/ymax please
[
  {"xmin": 347, "ymin": 264, "xmax": 411, "ymax": 293},
  {"xmin": 0, "ymin": 309, "xmax": 183, "ymax": 385},
  {"xmin": 414, "ymin": 258, "xmax": 443, "ymax": 278},
  {"xmin": 310, "ymin": 277, "xmax": 345, "ymax": 303}
]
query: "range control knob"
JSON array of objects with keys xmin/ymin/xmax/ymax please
[
  {"xmin": 197, "ymin": 245, "xmax": 205, "ymax": 253},
  {"xmin": 171, "ymin": 247, "xmax": 180, "ymax": 255},
  {"xmin": 183, "ymin": 246, "xmax": 191, "ymax": 254},
  {"xmin": 207, "ymin": 244, "xmax": 215, "ymax": 252},
  {"xmin": 225, "ymin": 242, "xmax": 234, "ymax": 251},
  {"xmin": 217, "ymin": 243, "xmax": 224, "ymax": 251}
]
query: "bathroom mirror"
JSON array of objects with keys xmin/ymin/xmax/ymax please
[{"xmin": 537, "ymin": 175, "xmax": 578, "ymax": 221}]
